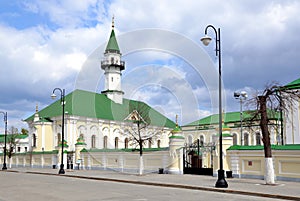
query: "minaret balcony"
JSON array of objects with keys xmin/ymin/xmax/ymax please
[{"xmin": 101, "ymin": 60, "xmax": 125, "ymax": 70}]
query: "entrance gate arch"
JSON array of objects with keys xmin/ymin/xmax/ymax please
[{"xmin": 183, "ymin": 139, "xmax": 215, "ymax": 176}]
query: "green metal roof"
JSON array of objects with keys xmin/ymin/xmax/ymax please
[
  {"xmin": 184, "ymin": 110, "xmax": 281, "ymax": 127},
  {"xmin": 105, "ymin": 29, "xmax": 120, "ymax": 53},
  {"xmin": 228, "ymin": 144, "xmax": 300, "ymax": 150},
  {"xmin": 185, "ymin": 111, "xmax": 235, "ymax": 126},
  {"xmin": 25, "ymin": 89, "xmax": 176, "ymax": 129},
  {"xmin": 0, "ymin": 134, "xmax": 28, "ymax": 143},
  {"xmin": 284, "ymin": 77, "xmax": 300, "ymax": 90}
]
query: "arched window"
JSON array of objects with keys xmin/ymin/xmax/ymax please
[
  {"xmin": 32, "ymin": 134, "xmax": 37, "ymax": 147},
  {"xmin": 188, "ymin": 135, "xmax": 193, "ymax": 145},
  {"xmin": 115, "ymin": 137, "xmax": 119, "ymax": 149},
  {"xmin": 157, "ymin": 140, "xmax": 161, "ymax": 148},
  {"xmin": 148, "ymin": 138, "xmax": 152, "ymax": 148},
  {"xmin": 79, "ymin": 134, "xmax": 85, "ymax": 146},
  {"xmin": 232, "ymin": 133, "xmax": 238, "ymax": 145},
  {"xmin": 103, "ymin": 136, "xmax": 108, "ymax": 149},
  {"xmin": 199, "ymin": 135, "xmax": 204, "ymax": 146},
  {"xmin": 124, "ymin": 138, "xmax": 129, "ymax": 149},
  {"xmin": 78, "ymin": 126, "xmax": 87, "ymax": 138},
  {"xmin": 244, "ymin": 133, "xmax": 249, "ymax": 146},
  {"xmin": 91, "ymin": 135, "xmax": 96, "ymax": 148},
  {"xmin": 212, "ymin": 134, "xmax": 218, "ymax": 143},
  {"xmin": 57, "ymin": 133, "xmax": 61, "ymax": 146},
  {"xmin": 256, "ymin": 132, "xmax": 261, "ymax": 145}
]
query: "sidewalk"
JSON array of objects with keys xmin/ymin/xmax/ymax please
[{"xmin": 8, "ymin": 167, "xmax": 300, "ymax": 200}]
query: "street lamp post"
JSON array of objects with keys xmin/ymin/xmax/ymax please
[
  {"xmin": 0, "ymin": 111, "xmax": 7, "ymax": 170},
  {"xmin": 234, "ymin": 91, "xmax": 248, "ymax": 145},
  {"xmin": 201, "ymin": 25, "xmax": 228, "ymax": 188},
  {"xmin": 51, "ymin": 88, "xmax": 66, "ymax": 174}
]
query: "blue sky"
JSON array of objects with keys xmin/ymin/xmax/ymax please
[{"xmin": 0, "ymin": 0, "xmax": 299, "ymax": 132}]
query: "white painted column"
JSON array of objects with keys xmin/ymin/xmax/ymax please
[
  {"xmin": 69, "ymin": 120, "xmax": 77, "ymax": 151},
  {"xmin": 167, "ymin": 126, "xmax": 185, "ymax": 174}
]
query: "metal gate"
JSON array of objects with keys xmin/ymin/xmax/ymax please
[
  {"xmin": 183, "ymin": 139, "xmax": 215, "ymax": 176},
  {"xmin": 67, "ymin": 151, "xmax": 74, "ymax": 169}
]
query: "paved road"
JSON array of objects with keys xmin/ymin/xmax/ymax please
[{"xmin": 0, "ymin": 171, "xmax": 286, "ymax": 201}]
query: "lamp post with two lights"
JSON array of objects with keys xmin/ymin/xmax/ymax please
[{"xmin": 234, "ymin": 91, "xmax": 248, "ymax": 145}]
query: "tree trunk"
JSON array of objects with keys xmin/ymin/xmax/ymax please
[
  {"xmin": 138, "ymin": 139, "xmax": 144, "ymax": 175},
  {"xmin": 9, "ymin": 157, "xmax": 12, "ymax": 168},
  {"xmin": 138, "ymin": 155, "xmax": 144, "ymax": 175},
  {"xmin": 137, "ymin": 121, "xmax": 143, "ymax": 175},
  {"xmin": 258, "ymin": 96, "xmax": 275, "ymax": 184}
]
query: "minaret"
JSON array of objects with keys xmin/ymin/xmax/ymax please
[{"xmin": 101, "ymin": 16, "xmax": 125, "ymax": 104}]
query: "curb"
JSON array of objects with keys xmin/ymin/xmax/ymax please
[{"xmin": 8, "ymin": 170, "xmax": 300, "ymax": 201}]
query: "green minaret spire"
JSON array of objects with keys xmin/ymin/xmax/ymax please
[{"xmin": 105, "ymin": 16, "xmax": 120, "ymax": 53}]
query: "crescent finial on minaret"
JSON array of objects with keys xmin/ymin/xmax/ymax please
[{"xmin": 112, "ymin": 15, "xmax": 115, "ymax": 29}]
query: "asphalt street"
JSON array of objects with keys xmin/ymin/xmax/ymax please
[{"xmin": 0, "ymin": 171, "xmax": 287, "ymax": 201}]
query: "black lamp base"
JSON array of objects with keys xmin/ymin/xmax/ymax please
[
  {"xmin": 2, "ymin": 163, "xmax": 7, "ymax": 170},
  {"xmin": 215, "ymin": 169, "xmax": 228, "ymax": 188},
  {"xmin": 58, "ymin": 164, "xmax": 65, "ymax": 174}
]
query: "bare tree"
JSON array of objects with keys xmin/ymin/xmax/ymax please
[
  {"xmin": 124, "ymin": 102, "xmax": 162, "ymax": 175},
  {"xmin": 9, "ymin": 126, "xmax": 18, "ymax": 135},
  {"xmin": 21, "ymin": 128, "xmax": 29, "ymax": 135},
  {"xmin": 5, "ymin": 126, "xmax": 20, "ymax": 167},
  {"xmin": 247, "ymin": 83, "xmax": 300, "ymax": 184}
]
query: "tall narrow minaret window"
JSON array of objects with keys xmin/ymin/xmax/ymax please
[{"xmin": 101, "ymin": 17, "xmax": 125, "ymax": 104}]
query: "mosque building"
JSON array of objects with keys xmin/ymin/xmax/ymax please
[{"xmin": 24, "ymin": 19, "xmax": 176, "ymax": 163}]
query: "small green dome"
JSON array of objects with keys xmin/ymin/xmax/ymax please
[
  {"xmin": 171, "ymin": 125, "xmax": 182, "ymax": 133},
  {"xmin": 75, "ymin": 137, "xmax": 86, "ymax": 145},
  {"xmin": 58, "ymin": 140, "xmax": 69, "ymax": 148}
]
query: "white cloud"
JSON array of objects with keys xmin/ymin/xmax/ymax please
[
  {"xmin": 0, "ymin": 19, "xmax": 108, "ymax": 129},
  {"xmin": 122, "ymin": 63, "xmax": 207, "ymax": 124},
  {"xmin": 1, "ymin": 0, "xmax": 300, "ymax": 130},
  {"xmin": 22, "ymin": 0, "xmax": 107, "ymax": 28}
]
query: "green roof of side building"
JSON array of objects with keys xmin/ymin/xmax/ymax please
[
  {"xmin": 25, "ymin": 89, "xmax": 176, "ymax": 129},
  {"xmin": 284, "ymin": 77, "xmax": 300, "ymax": 90},
  {"xmin": 184, "ymin": 110, "xmax": 281, "ymax": 127},
  {"xmin": 228, "ymin": 144, "xmax": 300, "ymax": 150},
  {"xmin": 0, "ymin": 134, "xmax": 28, "ymax": 143}
]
